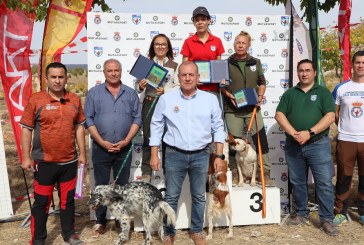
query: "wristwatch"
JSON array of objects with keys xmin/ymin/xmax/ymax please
[
  {"xmin": 308, "ymin": 128, "xmax": 316, "ymax": 137},
  {"xmin": 215, "ymin": 154, "xmax": 225, "ymax": 160}
]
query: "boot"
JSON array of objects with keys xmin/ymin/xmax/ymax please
[{"xmin": 259, "ymin": 171, "xmax": 275, "ymax": 187}]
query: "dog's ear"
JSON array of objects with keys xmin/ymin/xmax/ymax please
[{"xmin": 228, "ymin": 132, "xmax": 236, "ymax": 146}]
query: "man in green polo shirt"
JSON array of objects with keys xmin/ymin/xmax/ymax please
[{"xmin": 275, "ymin": 59, "xmax": 338, "ymax": 236}]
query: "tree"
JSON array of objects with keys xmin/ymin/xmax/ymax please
[
  {"xmin": 264, "ymin": 0, "xmax": 339, "ymax": 20},
  {"xmin": 321, "ymin": 20, "xmax": 364, "ymax": 78},
  {"xmin": 0, "ymin": 0, "xmax": 125, "ymax": 21}
]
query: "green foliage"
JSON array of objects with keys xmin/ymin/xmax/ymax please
[
  {"xmin": 0, "ymin": 0, "xmax": 126, "ymax": 22},
  {"xmin": 69, "ymin": 67, "xmax": 84, "ymax": 76},
  {"xmin": 321, "ymin": 20, "xmax": 364, "ymax": 78},
  {"xmin": 67, "ymin": 80, "xmax": 88, "ymax": 96}
]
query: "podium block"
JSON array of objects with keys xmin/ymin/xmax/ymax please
[{"xmin": 135, "ymin": 171, "xmax": 280, "ymax": 231}]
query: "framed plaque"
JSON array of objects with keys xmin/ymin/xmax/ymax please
[
  {"xmin": 146, "ymin": 64, "xmax": 168, "ymax": 88},
  {"xmin": 195, "ymin": 61, "xmax": 211, "ymax": 83},
  {"xmin": 194, "ymin": 60, "xmax": 229, "ymax": 83},
  {"xmin": 130, "ymin": 55, "xmax": 168, "ymax": 88},
  {"xmin": 233, "ymin": 88, "xmax": 258, "ymax": 108}
]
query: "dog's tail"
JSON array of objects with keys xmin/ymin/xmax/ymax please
[{"xmin": 157, "ymin": 201, "xmax": 176, "ymax": 228}]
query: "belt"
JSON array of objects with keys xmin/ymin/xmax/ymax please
[
  {"xmin": 166, "ymin": 144, "xmax": 210, "ymax": 154},
  {"xmin": 144, "ymin": 95, "xmax": 156, "ymax": 102},
  {"xmin": 305, "ymin": 134, "xmax": 328, "ymax": 145}
]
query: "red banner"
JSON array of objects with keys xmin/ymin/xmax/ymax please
[
  {"xmin": 0, "ymin": 2, "xmax": 35, "ymax": 162},
  {"xmin": 40, "ymin": 0, "xmax": 92, "ymax": 90},
  {"xmin": 338, "ymin": 0, "xmax": 352, "ymax": 81}
]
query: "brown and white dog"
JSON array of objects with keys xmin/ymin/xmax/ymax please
[
  {"xmin": 230, "ymin": 138, "xmax": 258, "ymax": 187},
  {"xmin": 206, "ymin": 153, "xmax": 233, "ymax": 239}
]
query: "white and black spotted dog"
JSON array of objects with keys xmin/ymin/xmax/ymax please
[{"xmin": 88, "ymin": 182, "xmax": 176, "ymax": 245}]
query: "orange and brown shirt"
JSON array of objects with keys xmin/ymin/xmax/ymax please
[{"xmin": 20, "ymin": 91, "xmax": 85, "ymax": 163}]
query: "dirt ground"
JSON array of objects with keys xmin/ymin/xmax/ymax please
[{"xmin": 2, "ymin": 77, "xmax": 364, "ymax": 244}]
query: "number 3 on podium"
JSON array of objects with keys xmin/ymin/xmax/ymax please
[{"xmin": 250, "ymin": 192, "xmax": 263, "ymax": 212}]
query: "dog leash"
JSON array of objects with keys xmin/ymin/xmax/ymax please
[
  {"xmin": 113, "ymin": 95, "xmax": 159, "ymax": 187},
  {"xmin": 247, "ymin": 106, "xmax": 266, "ymax": 218}
]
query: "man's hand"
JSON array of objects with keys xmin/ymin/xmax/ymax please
[
  {"xmin": 156, "ymin": 87, "xmax": 164, "ymax": 96},
  {"xmin": 78, "ymin": 153, "xmax": 87, "ymax": 166},
  {"xmin": 150, "ymin": 155, "xmax": 161, "ymax": 171},
  {"xmin": 99, "ymin": 140, "xmax": 117, "ymax": 152},
  {"xmin": 294, "ymin": 131, "xmax": 311, "ymax": 145},
  {"xmin": 214, "ymin": 158, "xmax": 225, "ymax": 172},
  {"xmin": 22, "ymin": 157, "xmax": 34, "ymax": 172},
  {"xmin": 108, "ymin": 139, "xmax": 130, "ymax": 153}
]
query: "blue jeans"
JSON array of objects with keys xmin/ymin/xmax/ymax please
[
  {"xmin": 285, "ymin": 136, "xmax": 334, "ymax": 222},
  {"xmin": 92, "ymin": 141, "xmax": 132, "ymax": 225},
  {"xmin": 163, "ymin": 145, "xmax": 210, "ymax": 235}
]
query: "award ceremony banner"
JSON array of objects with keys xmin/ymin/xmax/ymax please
[
  {"xmin": 87, "ymin": 13, "xmax": 290, "ymax": 214},
  {"xmin": 0, "ymin": 2, "xmax": 35, "ymax": 163}
]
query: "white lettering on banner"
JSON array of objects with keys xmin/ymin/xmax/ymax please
[{"xmin": 3, "ymin": 16, "xmax": 28, "ymax": 114}]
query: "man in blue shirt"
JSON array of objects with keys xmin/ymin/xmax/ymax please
[
  {"xmin": 84, "ymin": 59, "xmax": 142, "ymax": 237},
  {"xmin": 150, "ymin": 61, "xmax": 225, "ymax": 245}
]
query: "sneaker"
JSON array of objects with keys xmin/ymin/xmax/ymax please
[
  {"xmin": 162, "ymin": 235, "xmax": 175, "ymax": 245},
  {"xmin": 190, "ymin": 232, "xmax": 207, "ymax": 245},
  {"xmin": 64, "ymin": 234, "xmax": 85, "ymax": 245},
  {"xmin": 288, "ymin": 215, "xmax": 310, "ymax": 226},
  {"xmin": 92, "ymin": 224, "xmax": 106, "ymax": 238},
  {"xmin": 359, "ymin": 215, "xmax": 364, "ymax": 225},
  {"xmin": 333, "ymin": 214, "xmax": 347, "ymax": 226},
  {"xmin": 321, "ymin": 221, "xmax": 339, "ymax": 236}
]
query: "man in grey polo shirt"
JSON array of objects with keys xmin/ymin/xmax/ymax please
[{"xmin": 85, "ymin": 58, "xmax": 142, "ymax": 237}]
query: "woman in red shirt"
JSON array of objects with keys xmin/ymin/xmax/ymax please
[{"xmin": 180, "ymin": 6, "xmax": 225, "ymax": 92}]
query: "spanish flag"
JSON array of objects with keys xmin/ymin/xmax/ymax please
[{"xmin": 40, "ymin": 0, "xmax": 92, "ymax": 89}]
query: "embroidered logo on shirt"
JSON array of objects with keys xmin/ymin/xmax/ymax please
[
  {"xmin": 250, "ymin": 65, "xmax": 256, "ymax": 71},
  {"xmin": 310, "ymin": 95, "xmax": 317, "ymax": 101},
  {"xmin": 351, "ymin": 101, "xmax": 363, "ymax": 118},
  {"xmin": 210, "ymin": 45, "xmax": 216, "ymax": 51},
  {"xmin": 46, "ymin": 104, "xmax": 59, "ymax": 110},
  {"xmin": 174, "ymin": 106, "xmax": 179, "ymax": 113}
]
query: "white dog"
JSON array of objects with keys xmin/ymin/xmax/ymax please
[{"xmin": 230, "ymin": 138, "xmax": 258, "ymax": 186}]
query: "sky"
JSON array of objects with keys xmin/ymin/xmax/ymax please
[{"xmin": 30, "ymin": 0, "xmax": 364, "ymax": 64}]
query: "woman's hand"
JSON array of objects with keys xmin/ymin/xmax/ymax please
[{"xmin": 138, "ymin": 79, "xmax": 148, "ymax": 91}]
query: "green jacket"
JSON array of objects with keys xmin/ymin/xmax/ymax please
[{"xmin": 224, "ymin": 54, "xmax": 266, "ymax": 113}]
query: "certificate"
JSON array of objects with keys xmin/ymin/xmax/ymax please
[
  {"xmin": 195, "ymin": 61, "xmax": 211, "ymax": 83},
  {"xmin": 130, "ymin": 55, "xmax": 168, "ymax": 89},
  {"xmin": 194, "ymin": 60, "xmax": 229, "ymax": 83},
  {"xmin": 146, "ymin": 64, "xmax": 168, "ymax": 88},
  {"xmin": 233, "ymin": 88, "xmax": 258, "ymax": 108}
]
